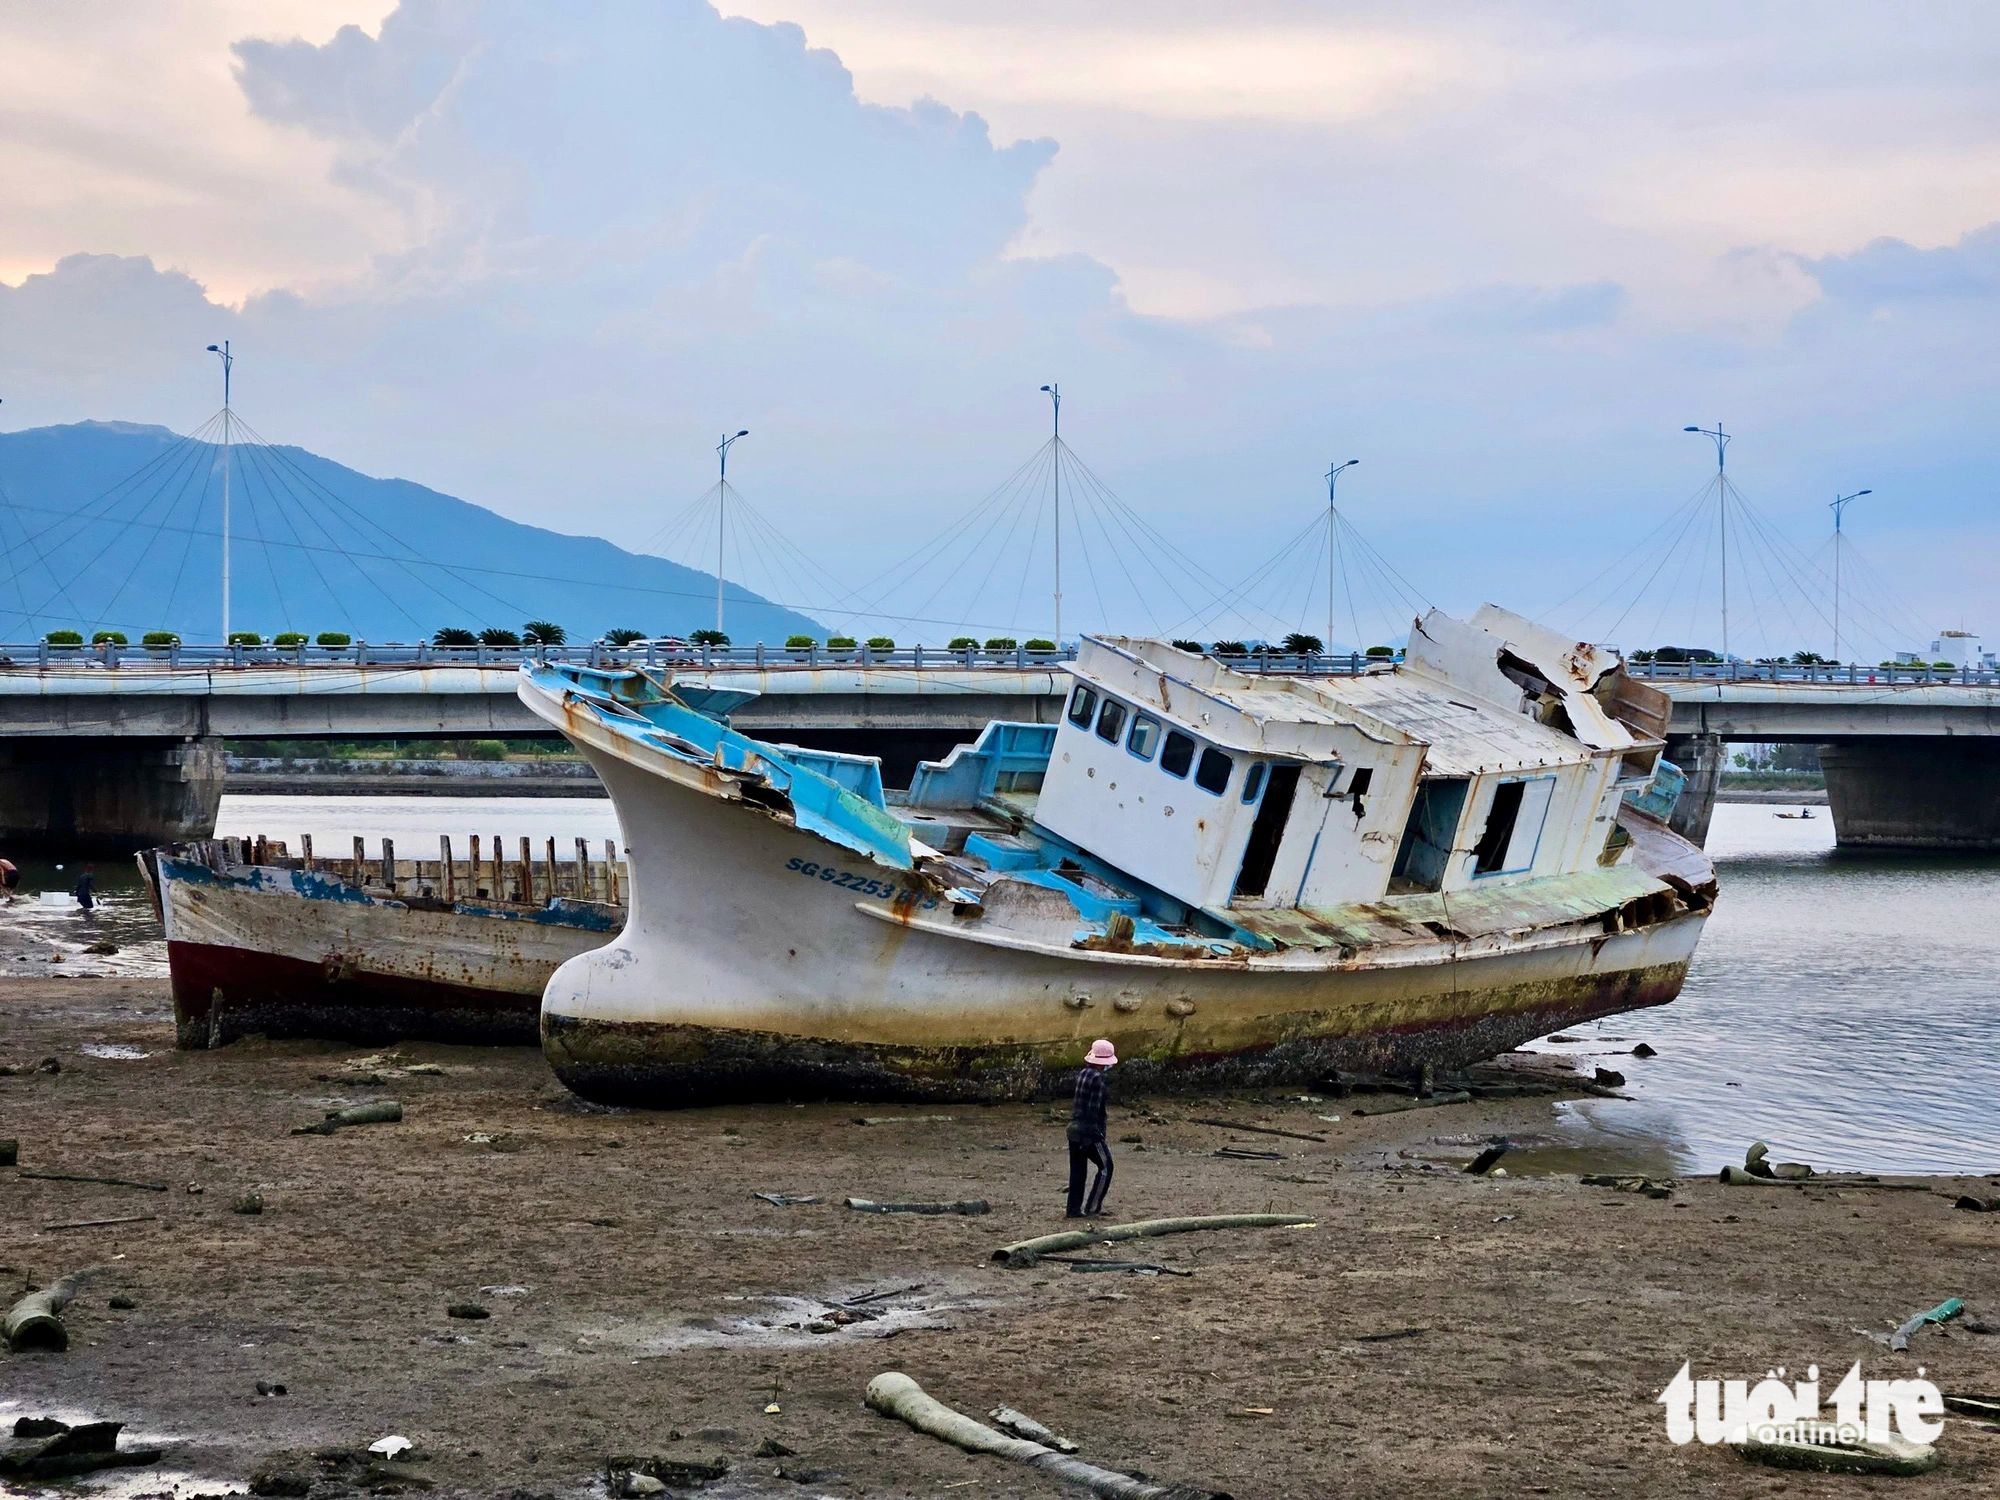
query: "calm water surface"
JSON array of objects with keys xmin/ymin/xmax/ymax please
[
  {"xmin": 16, "ymin": 796, "xmax": 1997, "ymax": 1176},
  {"xmin": 1532, "ymin": 803, "xmax": 2000, "ymax": 1177}
]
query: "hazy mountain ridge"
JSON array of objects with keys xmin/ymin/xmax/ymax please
[{"xmin": 0, "ymin": 421, "xmax": 822, "ymax": 644}]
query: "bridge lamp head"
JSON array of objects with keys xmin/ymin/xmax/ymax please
[
  {"xmin": 735, "ymin": 429, "xmax": 748, "ymax": 438},
  {"xmin": 1858, "ymin": 489, "xmax": 1872, "ymax": 496},
  {"xmin": 206, "ymin": 344, "xmax": 220, "ymax": 353},
  {"xmin": 1683, "ymin": 426, "xmax": 1700, "ymax": 433}
]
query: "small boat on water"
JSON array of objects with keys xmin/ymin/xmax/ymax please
[
  {"xmin": 142, "ymin": 833, "xmax": 625, "ymax": 1048},
  {"xmin": 518, "ymin": 605, "xmax": 1717, "ymax": 1106}
]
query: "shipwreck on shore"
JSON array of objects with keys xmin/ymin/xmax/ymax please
[
  {"xmin": 143, "ymin": 833, "xmax": 624, "ymax": 1048},
  {"xmin": 519, "ymin": 605, "xmax": 1716, "ymax": 1106}
]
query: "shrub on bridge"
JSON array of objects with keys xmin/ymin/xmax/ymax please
[
  {"xmin": 784, "ymin": 635, "xmax": 816, "ymax": 651},
  {"xmin": 433, "ymin": 627, "xmax": 478, "ymax": 647},
  {"xmin": 603, "ymin": 627, "xmax": 646, "ymax": 646},
  {"xmin": 948, "ymin": 636, "xmax": 978, "ymax": 650},
  {"xmin": 689, "ymin": 629, "xmax": 730, "ymax": 647},
  {"xmin": 866, "ymin": 636, "xmax": 895, "ymax": 651},
  {"xmin": 316, "ymin": 632, "xmax": 352, "ymax": 647},
  {"xmin": 477, "ymin": 628, "xmax": 519, "ymax": 647},
  {"xmin": 984, "ymin": 637, "xmax": 1016, "ymax": 652},
  {"xmin": 228, "ymin": 632, "xmax": 263, "ymax": 647},
  {"xmin": 143, "ymin": 631, "xmax": 179, "ymax": 648},
  {"xmin": 1365, "ymin": 644, "xmax": 1395, "ymax": 657},
  {"xmin": 825, "ymin": 635, "xmax": 857, "ymax": 651},
  {"xmin": 1025, "ymin": 638, "xmax": 1056, "ymax": 651},
  {"xmin": 45, "ymin": 630, "xmax": 83, "ymax": 645},
  {"xmin": 273, "ymin": 632, "xmax": 308, "ymax": 647},
  {"xmin": 92, "ymin": 631, "xmax": 128, "ymax": 645}
]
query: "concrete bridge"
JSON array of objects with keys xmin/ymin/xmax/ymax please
[{"xmin": 1, "ymin": 644, "xmax": 1995, "ymax": 852}]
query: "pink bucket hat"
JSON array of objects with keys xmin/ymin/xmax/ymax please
[{"xmin": 1085, "ymin": 1039, "xmax": 1118, "ymax": 1067}]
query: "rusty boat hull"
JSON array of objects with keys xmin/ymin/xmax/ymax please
[
  {"xmin": 150, "ymin": 843, "xmax": 624, "ymax": 1048},
  {"xmin": 521, "ymin": 666, "xmax": 1716, "ymax": 1108}
]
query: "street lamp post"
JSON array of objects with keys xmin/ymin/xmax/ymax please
[
  {"xmin": 715, "ymin": 429, "xmax": 748, "ymax": 637},
  {"xmin": 1829, "ymin": 488, "xmax": 1871, "ymax": 665},
  {"xmin": 1683, "ymin": 423, "xmax": 1731, "ymax": 661},
  {"xmin": 207, "ymin": 342, "xmax": 234, "ymax": 639},
  {"xmin": 1324, "ymin": 459, "xmax": 1360, "ymax": 652},
  {"xmin": 1040, "ymin": 384, "xmax": 1061, "ymax": 645}
]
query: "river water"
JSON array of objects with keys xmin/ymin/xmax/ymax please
[{"xmin": 13, "ymin": 797, "xmax": 1994, "ymax": 1176}]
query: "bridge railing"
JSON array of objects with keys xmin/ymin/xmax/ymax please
[
  {"xmin": 0, "ymin": 640, "xmax": 1391, "ymax": 675},
  {"xmin": 3, "ymin": 639, "xmax": 1994, "ymax": 685},
  {"xmin": 1629, "ymin": 659, "xmax": 2000, "ymax": 686}
]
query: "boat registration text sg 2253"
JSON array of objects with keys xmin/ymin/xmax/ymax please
[{"xmin": 784, "ymin": 857, "xmax": 939, "ymax": 909}]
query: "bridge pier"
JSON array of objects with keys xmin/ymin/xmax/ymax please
[
  {"xmin": 1663, "ymin": 733, "xmax": 1725, "ymax": 847},
  {"xmin": 1820, "ymin": 738, "xmax": 2000, "ymax": 851},
  {"xmin": 0, "ymin": 735, "xmax": 226, "ymax": 854}
]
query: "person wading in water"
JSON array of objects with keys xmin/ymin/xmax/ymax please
[{"xmin": 1065, "ymin": 1039, "xmax": 1117, "ymax": 1218}]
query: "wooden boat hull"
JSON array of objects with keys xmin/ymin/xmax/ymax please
[{"xmin": 156, "ymin": 852, "xmax": 620, "ymax": 1048}]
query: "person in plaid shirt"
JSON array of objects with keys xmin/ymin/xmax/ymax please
[{"xmin": 1065, "ymin": 1039, "xmax": 1118, "ymax": 1217}]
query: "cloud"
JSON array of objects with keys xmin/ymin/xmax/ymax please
[
  {"xmin": 1804, "ymin": 224, "xmax": 2000, "ymax": 305},
  {"xmin": 3, "ymin": 0, "xmax": 1997, "ymax": 658},
  {"xmin": 232, "ymin": 1, "xmax": 1056, "ymax": 290}
]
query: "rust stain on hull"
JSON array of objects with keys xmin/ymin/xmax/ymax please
[
  {"xmin": 543, "ymin": 957, "xmax": 1692, "ymax": 1108},
  {"xmin": 170, "ymin": 940, "xmax": 542, "ymax": 1048}
]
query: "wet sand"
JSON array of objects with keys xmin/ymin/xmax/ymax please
[{"xmin": 4, "ymin": 977, "xmax": 2000, "ymax": 1499}]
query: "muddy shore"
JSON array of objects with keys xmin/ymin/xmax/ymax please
[{"xmin": 4, "ymin": 977, "xmax": 1998, "ymax": 1499}]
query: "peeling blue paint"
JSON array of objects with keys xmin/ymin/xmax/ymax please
[{"xmin": 525, "ymin": 662, "xmax": 914, "ymax": 871}]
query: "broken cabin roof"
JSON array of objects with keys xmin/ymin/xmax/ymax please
[{"xmin": 1077, "ymin": 633, "xmax": 1598, "ymax": 777}]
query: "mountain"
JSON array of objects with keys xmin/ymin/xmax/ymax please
[{"xmin": 0, "ymin": 421, "xmax": 823, "ymax": 645}]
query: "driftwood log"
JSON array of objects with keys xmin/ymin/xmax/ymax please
[
  {"xmin": 19, "ymin": 1171, "xmax": 168, "ymax": 1192},
  {"xmin": 993, "ymin": 1213, "xmax": 1315, "ymax": 1268},
  {"xmin": 989, "ymin": 1405, "xmax": 1079, "ymax": 1451},
  {"xmin": 866, "ymin": 1372, "xmax": 1226, "ymax": 1500},
  {"xmin": 845, "ymin": 1198, "xmax": 989, "ymax": 1215},
  {"xmin": 1718, "ymin": 1166, "xmax": 1805, "ymax": 1187},
  {"xmin": 5, "ymin": 1270, "xmax": 91, "ymax": 1351},
  {"xmin": 291, "ymin": 1101, "xmax": 404, "ymax": 1136},
  {"xmin": 1187, "ymin": 1118, "xmax": 1326, "ymax": 1143},
  {"xmin": 0, "ymin": 1420, "xmax": 162, "ymax": 1480}
]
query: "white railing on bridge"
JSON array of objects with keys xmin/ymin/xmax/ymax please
[{"xmin": 3, "ymin": 639, "xmax": 1995, "ymax": 687}]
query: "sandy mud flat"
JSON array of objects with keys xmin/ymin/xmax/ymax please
[{"xmin": 3, "ymin": 977, "xmax": 1998, "ymax": 1498}]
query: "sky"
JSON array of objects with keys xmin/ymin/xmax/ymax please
[{"xmin": 1, "ymin": 1, "xmax": 1996, "ymax": 656}]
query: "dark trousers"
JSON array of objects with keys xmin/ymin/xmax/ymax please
[{"xmin": 1066, "ymin": 1137, "xmax": 1113, "ymax": 1217}]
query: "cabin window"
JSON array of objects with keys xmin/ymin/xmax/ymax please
[
  {"xmin": 1127, "ymin": 714, "xmax": 1160, "ymax": 760},
  {"xmin": 1095, "ymin": 699, "xmax": 1128, "ymax": 744},
  {"xmin": 1195, "ymin": 747, "xmax": 1233, "ymax": 795},
  {"xmin": 1347, "ymin": 766, "xmax": 1374, "ymax": 817},
  {"xmin": 1161, "ymin": 730, "xmax": 1195, "ymax": 778},
  {"xmin": 1472, "ymin": 776, "xmax": 1556, "ymax": 877},
  {"xmin": 1392, "ymin": 777, "xmax": 1469, "ymax": 893},
  {"xmin": 1241, "ymin": 762, "xmax": 1267, "ymax": 803},
  {"xmin": 1067, "ymin": 685, "xmax": 1098, "ymax": 726}
]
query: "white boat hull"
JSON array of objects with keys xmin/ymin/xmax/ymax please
[{"xmin": 541, "ymin": 747, "xmax": 1708, "ymax": 1104}]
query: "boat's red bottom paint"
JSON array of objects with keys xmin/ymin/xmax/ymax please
[
  {"xmin": 541, "ymin": 957, "xmax": 1694, "ymax": 1109},
  {"xmin": 168, "ymin": 940, "xmax": 540, "ymax": 1049}
]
